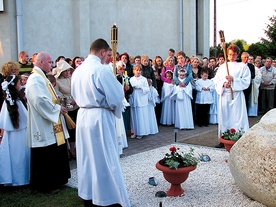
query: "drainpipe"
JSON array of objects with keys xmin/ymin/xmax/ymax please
[
  {"xmin": 179, "ymin": 0, "xmax": 183, "ymax": 51},
  {"xmin": 16, "ymin": 0, "xmax": 23, "ymax": 54}
]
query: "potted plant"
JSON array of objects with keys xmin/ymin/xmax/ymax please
[
  {"xmin": 219, "ymin": 128, "xmax": 245, "ymax": 152},
  {"xmin": 156, "ymin": 146, "xmax": 199, "ymax": 197}
]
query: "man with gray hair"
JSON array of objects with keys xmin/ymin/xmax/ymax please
[
  {"xmin": 241, "ymin": 52, "xmax": 255, "ymax": 111},
  {"xmin": 259, "ymin": 57, "xmax": 276, "ymax": 114}
]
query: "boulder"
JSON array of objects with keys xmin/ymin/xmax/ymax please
[{"xmin": 229, "ymin": 109, "xmax": 276, "ymax": 207}]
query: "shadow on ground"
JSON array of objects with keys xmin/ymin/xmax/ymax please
[{"xmin": 179, "ymin": 115, "xmax": 262, "ymax": 147}]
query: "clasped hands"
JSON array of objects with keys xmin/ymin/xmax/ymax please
[
  {"xmin": 60, "ymin": 106, "xmax": 68, "ymax": 115},
  {"xmin": 179, "ymin": 82, "xmax": 186, "ymax": 88},
  {"xmin": 224, "ymin": 75, "xmax": 233, "ymax": 88}
]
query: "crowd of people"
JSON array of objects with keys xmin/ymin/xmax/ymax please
[{"xmin": 0, "ymin": 40, "xmax": 276, "ymax": 206}]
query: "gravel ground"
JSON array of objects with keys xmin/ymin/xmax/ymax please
[{"xmin": 67, "ymin": 144, "xmax": 266, "ymax": 207}]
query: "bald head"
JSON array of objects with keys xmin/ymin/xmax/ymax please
[{"xmin": 34, "ymin": 52, "xmax": 53, "ymax": 73}]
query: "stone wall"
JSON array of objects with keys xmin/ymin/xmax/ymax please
[{"xmin": 0, "ymin": 0, "xmax": 210, "ymax": 68}]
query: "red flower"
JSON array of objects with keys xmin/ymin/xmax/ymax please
[
  {"xmin": 230, "ymin": 128, "xmax": 236, "ymax": 133},
  {"xmin": 169, "ymin": 146, "xmax": 177, "ymax": 152}
]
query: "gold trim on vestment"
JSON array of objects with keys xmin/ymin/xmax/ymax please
[{"xmin": 32, "ymin": 68, "xmax": 65, "ymax": 146}]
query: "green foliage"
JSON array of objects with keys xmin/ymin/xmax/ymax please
[
  {"xmin": 222, "ymin": 128, "xmax": 245, "ymax": 142},
  {"xmin": 247, "ymin": 42, "xmax": 266, "ymax": 58},
  {"xmin": 210, "ymin": 10, "xmax": 276, "ymax": 59},
  {"xmin": 163, "ymin": 147, "xmax": 199, "ymax": 170},
  {"xmin": 259, "ymin": 10, "xmax": 276, "ymax": 59},
  {"xmin": 0, "ymin": 186, "xmax": 83, "ymax": 207}
]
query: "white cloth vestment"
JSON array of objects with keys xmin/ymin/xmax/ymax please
[
  {"xmin": 0, "ymin": 101, "xmax": 30, "ymax": 186},
  {"xmin": 71, "ymin": 55, "xmax": 130, "ymax": 207},
  {"xmin": 213, "ymin": 62, "xmax": 251, "ymax": 137}
]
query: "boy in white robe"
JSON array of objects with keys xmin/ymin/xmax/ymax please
[
  {"xmin": 213, "ymin": 44, "xmax": 251, "ymax": 148},
  {"xmin": 195, "ymin": 69, "xmax": 214, "ymax": 127}
]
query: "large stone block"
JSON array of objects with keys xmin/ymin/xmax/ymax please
[{"xmin": 229, "ymin": 109, "xmax": 276, "ymax": 207}]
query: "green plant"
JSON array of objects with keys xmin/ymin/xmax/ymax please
[
  {"xmin": 222, "ymin": 128, "xmax": 245, "ymax": 141},
  {"xmin": 160, "ymin": 146, "xmax": 199, "ymax": 170}
]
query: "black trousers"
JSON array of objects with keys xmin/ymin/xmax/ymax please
[{"xmin": 196, "ymin": 104, "xmax": 211, "ymax": 126}]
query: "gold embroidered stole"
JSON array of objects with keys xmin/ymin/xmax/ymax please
[{"xmin": 33, "ymin": 68, "xmax": 65, "ymax": 146}]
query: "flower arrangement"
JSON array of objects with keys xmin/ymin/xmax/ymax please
[
  {"xmin": 159, "ymin": 146, "xmax": 199, "ymax": 170},
  {"xmin": 221, "ymin": 128, "xmax": 245, "ymax": 141}
]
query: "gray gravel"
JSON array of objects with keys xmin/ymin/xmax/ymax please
[{"xmin": 67, "ymin": 144, "xmax": 266, "ymax": 207}]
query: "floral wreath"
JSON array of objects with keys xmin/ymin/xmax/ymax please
[
  {"xmin": 178, "ymin": 69, "xmax": 187, "ymax": 75},
  {"xmin": 1, "ymin": 75, "xmax": 16, "ymax": 105}
]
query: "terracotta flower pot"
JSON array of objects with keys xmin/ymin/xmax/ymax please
[
  {"xmin": 156, "ymin": 160, "xmax": 196, "ymax": 197},
  {"xmin": 219, "ymin": 137, "xmax": 236, "ymax": 152}
]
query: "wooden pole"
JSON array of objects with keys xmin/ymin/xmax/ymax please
[
  {"xmin": 111, "ymin": 23, "xmax": 118, "ymax": 75},
  {"xmin": 218, "ymin": 30, "xmax": 234, "ymax": 100}
]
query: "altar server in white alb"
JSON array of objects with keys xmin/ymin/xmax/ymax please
[
  {"xmin": 195, "ymin": 69, "xmax": 214, "ymax": 127},
  {"xmin": 71, "ymin": 38, "xmax": 131, "ymax": 207},
  {"xmin": 171, "ymin": 69, "xmax": 194, "ymax": 129},
  {"xmin": 213, "ymin": 44, "xmax": 251, "ymax": 147}
]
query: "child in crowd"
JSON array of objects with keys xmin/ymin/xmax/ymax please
[
  {"xmin": 195, "ymin": 69, "xmax": 214, "ymax": 127},
  {"xmin": 147, "ymin": 78, "xmax": 159, "ymax": 135},
  {"xmin": 153, "ymin": 70, "xmax": 163, "ymax": 125},
  {"xmin": 19, "ymin": 73, "xmax": 29, "ymax": 100},
  {"xmin": 129, "ymin": 65, "xmax": 151, "ymax": 139},
  {"xmin": 160, "ymin": 70, "xmax": 175, "ymax": 125},
  {"xmin": 171, "ymin": 69, "xmax": 194, "ymax": 129},
  {"xmin": 0, "ymin": 74, "xmax": 30, "ymax": 186},
  {"xmin": 115, "ymin": 61, "xmax": 129, "ymax": 155},
  {"xmin": 20, "ymin": 73, "xmax": 29, "ymax": 90}
]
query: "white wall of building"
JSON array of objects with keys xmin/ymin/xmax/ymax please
[{"xmin": 0, "ymin": 0, "xmax": 210, "ymax": 68}]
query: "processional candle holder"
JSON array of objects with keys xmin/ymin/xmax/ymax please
[{"xmin": 111, "ymin": 23, "xmax": 118, "ymax": 75}]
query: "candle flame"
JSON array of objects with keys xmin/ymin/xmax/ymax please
[{"xmin": 114, "ymin": 22, "xmax": 117, "ymax": 26}]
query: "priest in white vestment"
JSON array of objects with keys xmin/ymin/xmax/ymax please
[
  {"xmin": 71, "ymin": 39, "xmax": 131, "ymax": 207},
  {"xmin": 26, "ymin": 52, "xmax": 71, "ymax": 192},
  {"xmin": 213, "ymin": 45, "xmax": 251, "ymax": 147}
]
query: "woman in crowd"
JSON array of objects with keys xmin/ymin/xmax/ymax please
[
  {"xmin": 0, "ymin": 61, "xmax": 20, "ymax": 109},
  {"xmin": 55, "ymin": 60, "xmax": 78, "ymax": 159},
  {"xmin": 190, "ymin": 56, "xmax": 202, "ymax": 123},
  {"xmin": 161, "ymin": 56, "xmax": 175, "ymax": 83},
  {"xmin": 141, "ymin": 54, "xmax": 157, "ymax": 88},
  {"xmin": 120, "ymin": 52, "xmax": 133, "ymax": 77},
  {"xmin": 152, "ymin": 56, "xmax": 164, "ymax": 75},
  {"xmin": 71, "ymin": 56, "xmax": 82, "ymax": 69}
]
